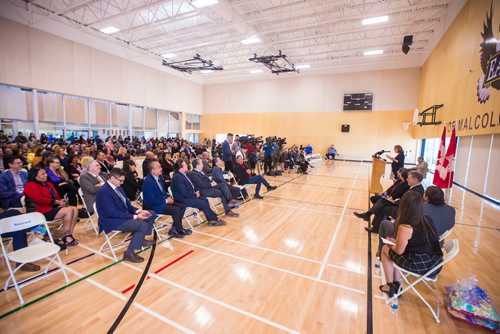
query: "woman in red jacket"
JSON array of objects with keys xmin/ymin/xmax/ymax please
[{"xmin": 24, "ymin": 166, "xmax": 79, "ymax": 246}]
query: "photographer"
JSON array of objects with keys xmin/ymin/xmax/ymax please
[
  {"xmin": 263, "ymin": 137, "xmax": 276, "ymax": 175},
  {"xmin": 296, "ymin": 149, "xmax": 312, "ymax": 174}
]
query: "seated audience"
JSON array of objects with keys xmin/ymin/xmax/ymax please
[
  {"xmin": 379, "ymin": 191, "xmax": 443, "ymax": 297},
  {"xmin": 45, "ymin": 157, "xmax": 79, "ymax": 206},
  {"xmin": 79, "ymin": 160, "xmax": 109, "ymax": 214},
  {"xmin": 142, "ymin": 151, "xmax": 155, "ymax": 177},
  {"xmin": 0, "ymin": 156, "xmax": 28, "ymax": 208},
  {"xmin": 189, "ymin": 158, "xmax": 239, "ymax": 218},
  {"xmin": 201, "ymin": 151, "xmax": 213, "ymax": 176},
  {"xmin": 170, "ymin": 160, "xmax": 226, "ymax": 226},
  {"xmin": 95, "ymin": 168, "xmax": 157, "ymax": 263},
  {"xmin": 234, "ymin": 155, "xmax": 276, "ymax": 199},
  {"xmin": 67, "ymin": 154, "xmax": 83, "ymax": 184},
  {"xmin": 212, "ymin": 157, "xmax": 248, "ymax": 200},
  {"xmin": 95, "ymin": 150, "xmax": 112, "ymax": 174},
  {"xmin": 24, "ymin": 166, "xmax": 79, "ymax": 246},
  {"xmin": 122, "ymin": 160, "xmax": 143, "ymax": 200},
  {"xmin": 369, "ymin": 168, "xmax": 409, "ymax": 204},
  {"xmin": 142, "ymin": 161, "xmax": 190, "ymax": 238}
]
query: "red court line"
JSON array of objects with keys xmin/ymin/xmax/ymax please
[{"xmin": 121, "ymin": 250, "xmax": 194, "ymax": 294}]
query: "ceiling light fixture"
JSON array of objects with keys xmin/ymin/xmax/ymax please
[
  {"xmin": 295, "ymin": 64, "xmax": 311, "ymax": 69},
  {"xmin": 363, "ymin": 50, "xmax": 384, "ymax": 56},
  {"xmin": 161, "ymin": 53, "xmax": 177, "ymax": 59},
  {"xmin": 241, "ymin": 36, "xmax": 261, "ymax": 45},
  {"xmin": 362, "ymin": 15, "xmax": 389, "ymax": 26},
  {"xmin": 99, "ymin": 26, "xmax": 120, "ymax": 34},
  {"xmin": 200, "ymin": 69, "xmax": 214, "ymax": 74},
  {"xmin": 249, "ymin": 69, "xmax": 263, "ymax": 74},
  {"xmin": 192, "ymin": 0, "xmax": 218, "ymax": 9}
]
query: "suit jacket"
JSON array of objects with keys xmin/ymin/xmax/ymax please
[
  {"xmin": 202, "ymin": 159, "xmax": 213, "ymax": 176},
  {"xmin": 212, "ymin": 166, "xmax": 227, "ymax": 184},
  {"xmin": 234, "ymin": 163, "xmax": 249, "ymax": 185},
  {"xmin": 409, "ymin": 184, "xmax": 424, "ymax": 196},
  {"xmin": 170, "ymin": 171, "xmax": 197, "ymax": 203},
  {"xmin": 188, "ymin": 170, "xmax": 212, "ymax": 190},
  {"xmin": 95, "ymin": 182, "xmax": 139, "ymax": 233},
  {"xmin": 389, "ymin": 181, "xmax": 410, "ymax": 200},
  {"xmin": 423, "ymin": 202, "xmax": 456, "ymax": 237},
  {"xmin": 79, "ymin": 171, "xmax": 109, "ymax": 213},
  {"xmin": 0, "ymin": 170, "xmax": 29, "ymax": 208},
  {"xmin": 143, "ymin": 174, "xmax": 170, "ymax": 214},
  {"xmin": 97, "ymin": 160, "xmax": 111, "ymax": 174},
  {"xmin": 222, "ymin": 140, "xmax": 232, "ymax": 161},
  {"xmin": 23, "ymin": 181, "xmax": 60, "ymax": 214}
]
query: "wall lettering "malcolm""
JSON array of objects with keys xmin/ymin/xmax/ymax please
[{"xmin": 444, "ymin": 111, "xmax": 499, "ymax": 132}]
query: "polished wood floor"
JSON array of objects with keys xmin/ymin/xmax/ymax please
[{"xmin": 0, "ymin": 160, "xmax": 498, "ymax": 333}]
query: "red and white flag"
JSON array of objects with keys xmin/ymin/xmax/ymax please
[
  {"xmin": 434, "ymin": 127, "xmax": 457, "ymax": 189},
  {"xmin": 432, "ymin": 127, "xmax": 446, "ymax": 187}
]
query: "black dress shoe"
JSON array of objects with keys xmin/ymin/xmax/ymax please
[
  {"xmin": 168, "ymin": 229, "xmax": 185, "ymax": 238},
  {"xmin": 254, "ymin": 194, "xmax": 264, "ymax": 199},
  {"xmin": 267, "ymin": 186, "xmax": 277, "ymax": 191},
  {"xmin": 177, "ymin": 228, "xmax": 192, "ymax": 235},
  {"xmin": 354, "ymin": 212, "xmax": 370, "ymax": 222},
  {"xmin": 123, "ymin": 252, "xmax": 144, "ymax": 263},
  {"xmin": 364, "ymin": 227, "xmax": 377, "ymax": 233}
]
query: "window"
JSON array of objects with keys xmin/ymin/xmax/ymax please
[{"xmin": 185, "ymin": 113, "xmax": 200, "ymax": 130}]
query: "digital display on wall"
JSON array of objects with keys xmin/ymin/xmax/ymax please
[{"xmin": 343, "ymin": 93, "xmax": 373, "ymax": 111}]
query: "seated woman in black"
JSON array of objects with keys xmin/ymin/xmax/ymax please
[
  {"xmin": 379, "ymin": 191, "xmax": 443, "ymax": 297},
  {"xmin": 122, "ymin": 159, "xmax": 143, "ymax": 200},
  {"xmin": 159, "ymin": 152, "xmax": 175, "ymax": 186}
]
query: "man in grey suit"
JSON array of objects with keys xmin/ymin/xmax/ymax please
[
  {"xmin": 201, "ymin": 151, "xmax": 213, "ymax": 176},
  {"xmin": 80, "ymin": 160, "xmax": 109, "ymax": 214}
]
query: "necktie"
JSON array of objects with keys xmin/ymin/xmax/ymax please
[
  {"xmin": 157, "ymin": 178, "xmax": 165, "ymax": 193},
  {"xmin": 115, "ymin": 188, "xmax": 127, "ymax": 206},
  {"xmin": 183, "ymin": 173, "xmax": 195, "ymax": 190},
  {"xmin": 96, "ymin": 175, "xmax": 104, "ymax": 184}
]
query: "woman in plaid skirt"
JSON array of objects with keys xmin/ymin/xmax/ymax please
[{"xmin": 379, "ymin": 191, "xmax": 443, "ymax": 297}]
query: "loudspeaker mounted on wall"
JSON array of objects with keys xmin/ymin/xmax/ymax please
[{"xmin": 341, "ymin": 124, "xmax": 350, "ymax": 133}]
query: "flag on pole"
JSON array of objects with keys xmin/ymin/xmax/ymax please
[
  {"xmin": 434, "ymin": 127, "xmax": 457, "ymax": 189},
  {"xmin": 432, "ymin": 126, "xmax": 447, "ymax": 187}
]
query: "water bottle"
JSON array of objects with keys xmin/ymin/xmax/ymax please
[
  {"xmin": 390, "ymin": 300, "xmax": 399, "ymax": 316},
  {"xmin": 374, "ymin": 262, "xmax": 381, "ymax": 276}
]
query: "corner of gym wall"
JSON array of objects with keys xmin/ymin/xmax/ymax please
[
  {"xmin": 416, "ymin": 0, "xmax": 500, "ymax": 139},
  {"xmin": 201, "ymin": 68, "xmax": 420, "ymax": 160},
  {"xmin": 0, "ymin": 17, "xmax": 202, "ymax": 115}
]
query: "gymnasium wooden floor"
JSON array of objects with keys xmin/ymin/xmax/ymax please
[{"xmin": 0, "ymin": 160, "xmax": 498, "ymax": 333}]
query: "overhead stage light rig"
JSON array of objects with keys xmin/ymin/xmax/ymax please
[
  {"xmin": 162, "ymin": 54, "xmax": 223, "ymax": 74},
  {"xmin": 249, "ymin": 50, "xmax": 298, "ymax": 75}
]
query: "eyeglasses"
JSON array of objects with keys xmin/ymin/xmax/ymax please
[{"xmin": 117, "ymin": 178, "xmax": 125, "ymax": 184}]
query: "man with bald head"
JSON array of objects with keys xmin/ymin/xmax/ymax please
[
  {"xmin": 80, "ymin": 160, "xmax": 110, "ymax": 214},
  {"xmin": 142, "ymin": 151, "xmax": 155, "ymax": 177}
]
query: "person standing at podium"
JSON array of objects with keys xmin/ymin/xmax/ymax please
[{"xmin": 386, "ymin": 145, "xmax": 404, "ymax": 182}]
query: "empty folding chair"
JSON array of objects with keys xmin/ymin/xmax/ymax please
[
  {"xmin": 387, "ymin": 239, "xmax": 460, "ymax": 323},
  {"xmin": 0, "ymin": 212, "xmax": 69, "ymax": 305}
]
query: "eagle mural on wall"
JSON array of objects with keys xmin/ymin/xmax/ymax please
[{"xmin": 477, "ymin": 3, "xmax": 500, "ymax": 104}]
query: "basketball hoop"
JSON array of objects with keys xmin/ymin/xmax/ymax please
[
  {"xmin": 412, "ymin": 108, "xmax": 420, "ymax": 125},
  {"xmin": 403, "ymin": 121, "xmax": 411, "ymax": 130}
]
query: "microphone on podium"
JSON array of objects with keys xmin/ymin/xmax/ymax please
[{"xmin": 372, "ymin": 149, "xmax": 390, "ymax": 158}]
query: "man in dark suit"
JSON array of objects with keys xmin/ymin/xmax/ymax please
[
  {"xmin": 79, "ymin": 160, "xmax": 109, "ymax": 214},
  {"xmin": 96, "ymin": 168, "xmax": 157, "ymax": 263},
  {"xmin": 142, "ymin": 161, "xmax": 190, "ymax": 238},
  {"xmin": 222, "ymin": 133, "xmax": 234, "ymax": 172},
  {"xmin": 95, "ymin": 150, "xmax": 112, "ymax": 174},
  {"xmin": 0, "ymin": 156, "xmax": 29, "ymax": 209},
  {"xmin": 201, "ymin": 151, "xmax": 213, "ymax": 176},
  {"xmin": 234, "ymin": 155, "xmax": 276, "ymax": 199},
  {"xmin": 189, "ymin": 158, "xmax": 239, "ymax": 218},
  {"xmin": 212, "ymin": 157, "xmax": 248, "ymax": 200},
  {"xmin": 170, "ymin": 160, "xmax": 226, "ymax": 226}
]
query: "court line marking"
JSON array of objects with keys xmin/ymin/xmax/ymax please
[
  {"xmin": 76, "ymin": 243, "xmax": 301, "ymax": 334},
  {"xmin": 264, "ymin": 194, "xmax": 365, "ymax": 212},
  {"xmin": 281, "ymin": 181, "xmax": 367, "ymax": 193},
  {"xmin": 171, "ymin": 239, "xmax": 365, "ymax": 295},
  {"xmin": 64, "ymin": 266, "xmax": 196, "ymax": 334},
  {"xmin": 257, "ymin": 200, "xmax": 339, "ymax": 215},
  {"xmin": 191, "ymin": 230, "xmax": 365, "ymax": 275},
  {"xmin": 316, "ymin": 161, "xmax": 363, "ymax": 280}
]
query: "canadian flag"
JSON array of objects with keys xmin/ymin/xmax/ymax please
[{"xmin": 433, "ymin": 127, "xmax": 457, "ymax": 189}]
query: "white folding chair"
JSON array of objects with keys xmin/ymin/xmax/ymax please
[
  {"xmin": 167, "ymin": 187, "xmax": 201, "ymax": 229},
  {"xmin": 78, "ymin": 188, "xmax": 99, "ymax": 236},
  {"xmin": 439, "ymin": 229, "xmax": 452, "ymax": 242},
  {"xmin": 387, "ymin": 239, "xmax": 460, "ymax": 323},
  {"xmin": 229, "ymin": 175, "xmax": 252, "ymax": 203},
  {"xmin": 139, "ymin": 192, "xmax": 172, "ymax": 242},
  {"xmin": 93, "ymin": 203, "xmax": 131, "ymax": 262},
  {"xmin": 0, "ymin": 212, "xmax": 69, "ymax": 305}
]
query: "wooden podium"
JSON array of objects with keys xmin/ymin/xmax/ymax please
[{"xmin": 370, "ymin": 157, "xmax": 386, "ymax": 194}]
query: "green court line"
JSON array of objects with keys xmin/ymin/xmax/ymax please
[{"xmin": 0, "ymin": 173, "xmax": 299, "ymax": 320}]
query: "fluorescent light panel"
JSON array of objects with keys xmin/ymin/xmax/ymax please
[
  {"xmin": 295, "ymin": 64, "xmax": 310, "ymax": 69},
  {"xmin": 99, "ymin": 26, "xmax": 120, "ymax": 34},
  {"xmin": 241, "ymin": 36, "xmax": 261, "ymax": 45},
  {"xmin": 192, "ymin": 0, "xmax": 218, "ymax": 8},
  {"xmin": 249, "ymin": 69, "xmax": 263, "ymax": 74},
  {"xmin": 161, "ymin": 53, "xmax": 177, "ymax": 59},
  {"xmin": 363, "ymin": 50, "xmax": 384, "ymax": 56},
  {"xmin": 362, "ymin": 15, "xmax": 389, "ymax": 26}
]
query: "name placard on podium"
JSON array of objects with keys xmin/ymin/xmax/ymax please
[{"xmin": 370, "ymin": 157, "xmax": 386, "ymax": 194}]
